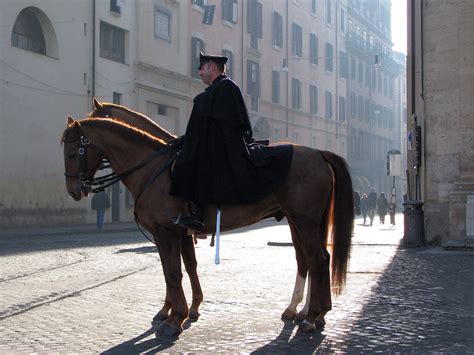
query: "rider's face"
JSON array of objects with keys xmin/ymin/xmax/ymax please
[{"xmin": 198, "ymin": 62, "xmax": 214, "ymax": 85}]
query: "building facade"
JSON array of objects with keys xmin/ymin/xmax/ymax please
[
  {"xmin": 408, "ymin": 0, "xmax": 474, "ymax": 243},
  {"xmin": 1, "ymin": 0, "xmax": 400, "ymax": 227},
  {"xmin": 345, "ymin": 0, "xmax": 398, "ymax": 196}
]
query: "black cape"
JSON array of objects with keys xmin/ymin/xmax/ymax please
[{"xmin": 170, "ymin": 75, "xmax": 292, "ymax": 205}]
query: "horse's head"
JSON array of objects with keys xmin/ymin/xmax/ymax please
[
  {"xmin": 90, "ymin": 97, "xmax": 114, "ymax": 118},
  {"xmin": 62, "ymin": 116, "xmax": 105, "ymax": 201}
]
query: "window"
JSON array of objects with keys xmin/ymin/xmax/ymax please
[
  {"xmin": 155, "ymin": 9, "xmax": 170, "ymax": 41},
  {"xmin": 339, "ymin": 51, "xmax": 348, "ymax": 78},
  {"xmin": 191, "ymin": 37, "xmax": 205, "ymax": 78},
  {"xmin": 326, "ymin": 0, "xmax": 332, "ymax": 24},
  {"xmin": 272, "ymin": 11, "xmax": 283, "ymax": 48},
  {"xmin": 309, "ymin": 33, "xmax": 318, "ymax": 64},
  {"xmin": 222, "ymin": 0, "xmax": 238, "ymax": 23},
  {"xmin": 222, "ymin": 49, "xmax": 233, "ymax": 78},
  {"xmin": 340, "ymin": 8, "xmax": 345, "ymax": 33},
  {"xmin": 110, "ymin": 0, "xmax": 122, "ymax": 14},
  {"xmin": 310, "ymin": 85, "xmax": 318, "ymax": 114},
  {"xmin": 100, "ymin": 21, "xmax": 126, "ymax": 63},
  {"xmin": 247, "ymin": 0, "xmax": 262, "ymax": 49},
  {"xmin": 312, "ymin": 0, "xmax": 317, "ymax": 14},
  {"xmin": 11, "ymin": 7, "xmax": 46, "ymax": 55},
  {"xmin": 292, "ymin": 23, "xmax": 302, "ymax": 57},
  {"xmin": 113, "ymin": 92, "xmax": 122, "ymax": 105},
  {"xmin": 325, "ymin": 42, "xmax": 333, "ymax": 72},
  {"xmin": 247, "ymin": 60, "xmax": 260, "ymax": 111},
  {"xmin": 350, "ymin": 92, "xmax": 356, "ymax": 117},
  {"xmin": 350, "ymin": 56, "xmax": 356, "ymax": 80},
  {"xmin": 272, "ymin": 70, "xmax": 280, "ymax": 104},
  {"xmin": 292, "ymin": 78, "xmax": 301, "ymax": 110},
  {"xmin": 192, "ymin": 0, "xmax": 206, "ymax": 7},
  {"xmin": 358, "ymin": 60, "xmax": 363, "ymax": 82},
  {"xmin": 325, "ymin": 90, "xmax": 332, "ymax": 119},
  {"xmin": 339, "ymin": 96, "xmax": 346, "ymax": 122}
]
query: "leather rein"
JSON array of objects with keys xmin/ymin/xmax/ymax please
[{"xmin": 63, "ymin": 133, "xmax": 177, "ymax": 200}]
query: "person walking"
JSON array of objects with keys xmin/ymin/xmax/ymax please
[
  {"xmin": 360, "ymin": 193, "xmax": 369, "ymax": 225},
  {"xmin": 353, "ymin": 191, "xmax": 361, "ymax": 217},
  {"xmin": 91, "ymin": 190, "xmax": 110, "ymax": 229},
  {"xmin": 377, "ymin": 192, "xmax": 389, "ymax": 225},
  {"xmin": 367, "ymin": 188, "xmax": 377, "ymax": 226}
]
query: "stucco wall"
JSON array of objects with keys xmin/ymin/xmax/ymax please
[{"xmin": 422, "ymin": 0, "xmax": 474, "ymax": 242}]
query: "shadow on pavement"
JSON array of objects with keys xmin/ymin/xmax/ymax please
[
  {"xmin": 332, "ymin": 246, "xmax": 474, "ymax": 352},
  {"xmin": 115, "ymin": 246, "xmax": 158, "ymax": 254},
  {"xmin": 253, "ymin": 321, "xmax": 326, "ymax": 354},
  {"xmin": 102, "ymin": 328, "xmax": 175, "ymax": 354},
  {"xmin": 0, "ymin": 220, "xmax": 283, "ymax": 257}
]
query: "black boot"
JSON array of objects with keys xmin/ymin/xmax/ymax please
[{"xmin": 174, "ymin": 201, "xmax": 205, "ymax": 231}]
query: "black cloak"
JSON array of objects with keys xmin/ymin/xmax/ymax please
[{"xmin": 170, "ymin": 75, "xmax": 292, "ymax": 205}]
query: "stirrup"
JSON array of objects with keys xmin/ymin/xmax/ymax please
[{"xmin": 173, "ymin": 215, "xmax": 204, "ymax": 231}]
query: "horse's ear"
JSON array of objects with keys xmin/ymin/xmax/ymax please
[
  {"xmin": 67, "ymin": 116, "xmax": 75, "ymax": 125},
  {"xmin": 93, "ymin": 97, "xmax": 102, "ymax": 109}
]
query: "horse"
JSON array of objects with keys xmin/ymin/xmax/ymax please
[
  {"xmin": 89, "ymin": 98, "xmax": 203, "ymax": 324},
  {"xmin": 88, "ymin": 98, "xmax": 288, "ymax": 323},
  {"xmin": 62, "ymin": 116, "xmax": 354, "ymax": 338}
]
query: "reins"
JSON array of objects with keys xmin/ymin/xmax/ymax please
[
  {"xmin": 64, "ymin": 129, "xmax": 180, "ymax": 246},
  {"xmin": 64, "ymin": 134, "xmax": 173, "ymax": 194}
]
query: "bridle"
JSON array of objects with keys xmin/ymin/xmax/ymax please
[{"xmin": 64, "ymin": 131, "xmax": 177, "ymax": 195}]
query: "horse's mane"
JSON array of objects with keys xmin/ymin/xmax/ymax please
[
  {"xmin": 62, "ymin": 118, "xmax": 167, "ymax": 147},
  {"xmin": 89, "ymin": 102, "xmax": 176, "ymax": 139}
]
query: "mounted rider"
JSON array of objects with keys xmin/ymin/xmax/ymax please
[{"xmin": 170, "ymin": 52, "xmax": 291, "ymax": 230}]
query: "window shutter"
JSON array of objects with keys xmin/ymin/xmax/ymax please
[{"xmin": 257, "ymin": 2, "xmax": 262, "ymax": 38}]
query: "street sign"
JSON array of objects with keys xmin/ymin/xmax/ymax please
[{"xmin": 387, "ymin": 150, "xmax": 402, "ymax": 176}]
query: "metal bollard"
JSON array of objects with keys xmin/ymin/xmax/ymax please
[{"xmin": 403, "ymin": 201, "xmax": 426, "ymax": 247}]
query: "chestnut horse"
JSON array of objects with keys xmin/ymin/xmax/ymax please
[{"xmin": 62, "ymin": 117, "xmax": 353, "ymax": 338}]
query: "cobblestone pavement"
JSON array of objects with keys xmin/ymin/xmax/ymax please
[{"xmin": 0, "ymin": 214, "xmax": 473, "ymax": 353}]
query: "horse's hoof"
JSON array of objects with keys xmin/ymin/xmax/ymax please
[
  {"xmin": 315, "ymin": 318, "xmax": 326, "ymax": 329},
  {"xmin": 155, "ymin": 323, "xmax": 181, "ymax": 339},
  {"xmin": 153, "ymin": 312, "xmax": 169, "ymax": 322},
  {"xmin": 295, "ymin": 311, "xmax": 307, "ymax": 323},
  {"xmin": 189, "ymin": 309, "xmax": 200, "ymax": 321},
  {"xmin": 281, "ymin": 308, "xmax": 297, "ymax": 321},
  {"xmin": 297, "ymin": 319, "xmax": 316, "ymax": 333},
  {"xmin": 151, "ymin": 312, "xmax": 168, "ymax": 329}
]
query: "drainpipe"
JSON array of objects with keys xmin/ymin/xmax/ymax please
[{"xmin": 92, "ymin": 0, "xmax": 96, "ymax": 102}]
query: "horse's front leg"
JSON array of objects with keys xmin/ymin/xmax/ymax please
[
  {"xmin": 154, "ymin": 228, "xmax": 189, "ymax": 338},
  {"xmin": 152, "ymin": 286, "xmax": 171, "ymax": 324},
  {"xmin": 182, "ymin": 234, "xmax": 203, "ymax": 320}
]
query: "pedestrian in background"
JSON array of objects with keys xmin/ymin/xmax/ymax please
[
  {"xmin": 367, "ymin": 188, "xmax": 377, "ymax": 226},
  {"xmin": 377, "ymin": 192, "xmax": 389, "ymax": 225},
  {"xmin": 389, "ymin": 195, "xmax": 396, "ymax": 225},
  {"xmin": 353, "ymin": 191, "xmax": 361, "ymax": 217},
  {"xmin": 360, "ymin": 193, "xmax": 369, "ymax": 225},
  {"xmin": 91, "ymin": 190, "xmax": 110, "ymax": 230}
]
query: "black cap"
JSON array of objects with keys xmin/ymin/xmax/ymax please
[{"xmin": 199, "ymin": 52, "xmax": 228, "ymax": 69}]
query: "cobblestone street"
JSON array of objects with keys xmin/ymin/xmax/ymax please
[{"xmin": 1, "ymin": 214, "xmax": 473, "ymax": 353}]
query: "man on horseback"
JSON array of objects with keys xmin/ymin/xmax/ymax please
[{"xmin": 170, "ymin": 52, "xmax": 255, "ymax": 230}]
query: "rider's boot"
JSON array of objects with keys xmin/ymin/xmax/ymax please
[{"xmin": 174, "ymin": 201, "xmax": 205, "ymax": 231}]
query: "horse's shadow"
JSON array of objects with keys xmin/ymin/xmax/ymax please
[
  {"xmin": 252, "ymin": 320, "xmax": 326, "ymax": 355},
  {"xmin": 102, "ymin": 319, "xmax": 196, "ymax": 354}
]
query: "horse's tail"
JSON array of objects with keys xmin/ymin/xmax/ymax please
[{"xmin": 320, "ymin": 150, "xmax": 354, "ymax": 296}]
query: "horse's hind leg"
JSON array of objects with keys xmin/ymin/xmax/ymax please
[
  {"xmin": 314, "ymin": 247, "xmax": 332, "ymax": 328},
  {"xmin": 295, "ymin": 222, "xmax": 329, "ymax": 333},
  {"xmin": 181, "ymin": 234, "xmax": 203, "ymax": 320},
  {"xmin": 282, "ymin": 221, "xmax": 308, "ymax": 321}
]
